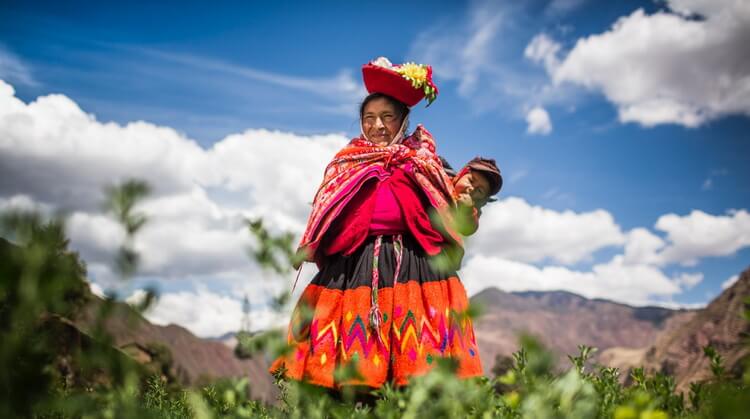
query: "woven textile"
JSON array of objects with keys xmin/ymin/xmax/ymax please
[
  {"xmin": 297, "ymin": 125, "xmax": 462, "ymax": 264},
  {"xmin": 271, "ymin": 236, "xmax": 483, "ymax": 388}
]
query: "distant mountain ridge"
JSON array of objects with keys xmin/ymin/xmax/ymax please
[
  {"xmin": 74, "ymin": 295, "xmax": 277, "ymax": 402},
  {"xmin": 479, "ymin": 289, "xmax": 682, "ymax": 322},
  {"xmin": 471, "ymin": 287, "xmax": 697, "ymax": 371},
  {"xmin": 69, "ymin": 266, "xmax": 749, "ymax": 399}
]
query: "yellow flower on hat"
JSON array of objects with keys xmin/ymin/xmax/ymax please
[
  {"xmin": 394, "ymin": 62, "xmax": 438, "ymax": 106},
  {"xmin": 397, "ymin": 63, "xmax": 428, "ymax": 85}
]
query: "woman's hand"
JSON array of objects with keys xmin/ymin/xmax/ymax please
[
  {"xmin": 456, "ymin": 193, "xmax": 474, "ymax": 208},
  {"xmin": 453, "ymin": 201, "xmax": 479, "ymax": 236}
]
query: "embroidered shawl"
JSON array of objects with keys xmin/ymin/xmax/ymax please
[{"xmin": 298, "ymin": 125, "xmax": 461, "ymax": 261}]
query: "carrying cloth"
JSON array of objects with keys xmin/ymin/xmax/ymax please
[{"xmin": 297, "ymin": 125, "xmax": 462, "ymax": 268}]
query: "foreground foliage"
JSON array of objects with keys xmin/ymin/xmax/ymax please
[{"xmin": 0, "ymin": 180, "xmax": 748, "ymax": 418}]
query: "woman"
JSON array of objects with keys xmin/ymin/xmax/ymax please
[{"xmin": 271, "ymin": 58, "xmax": 483, "ymax": 389}]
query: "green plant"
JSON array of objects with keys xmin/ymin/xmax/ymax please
[{"xmin": 2, "ymin": 180, "xmax": 750, "ymax": 418}]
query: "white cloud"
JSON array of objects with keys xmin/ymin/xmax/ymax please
[
  {"xmin": 408, "ymin": 2, "xmax": 584, "ymax": 122},
  {"xmin": 2, "ymin": 78, "xmax": 746, "ymax": 330},
  {"xmin": 408, "ymin": 1, "xmax": 505, "ymax": 98},
  {"xmin": 0, "ymin": 194, "xmax": 52, "ymax": 213},
  {"xmin": 507, "ymin": 169, "xmax": 529, "ymax": 185},
  {"xmin": 0, "ymin": 79, "xmax": 346, "ymax": 215},
  {"xmin": 127, "ymin": 188, "xmax": 254, "ymax": 277},
  {"xmin": 461, "ymin": 254, "xmax": 684, "ymax": 306},
  {"xmin": 721, "ymin": 274, "xmax": 739, "ymax": 290},
  {"xmin": 457, "ymin": 10, "xmax": 504, "ymax": 96},
  {"xmin": 125, "ymin": 289, "xmax": 149, "ymax": 306},
  {"xmin": 66, "ymin": 212, "xmax": 126, "ymax": 262},
  {"xmin": 136, "ymin": 47, "xmax": 365, "ymax": 104},
  {"xmin": 0, "ymin": 46, "xmax": 36, "ymax": 87},
  {"xmin": 655, "ymin": 209, "xmax": 750, "ymax": 266},
  {"xmin": 467, "ymin": 197, "xmax": 625, "ymax": 265},
  {"xmin": 462, "ymin": 199, "xmax": 749, "ymax": 305},
  {"xmin": 550, "ymin": 0, "xmax": 750, "ymax": 127},
  {"xmin": 88, "ymin": 281, "xmax": 107, "ymax": 299},
  {"xmin": 84, "ymin": 263, "xmax": 121, "ymax": 293},
  {"xmin": 0, "ymin": 83, "xmax": 206, "ymax": 211},
  {"xmin": 623, "ymin": 210, "xmax": 750, "ymax": 267},
  {"xmin": 135, "ymin": 288, "xmax": 285, "ymax": 338},
  {"xmin": 524, "ymin": 34, "xmax": 561, "ymax": 74},
  {"xmin": 410, "ymin": 3, "xmax": 538, "ymax": 106},
  {"xmin": 202, "ymin": 129, "xmax": 345, "ymax": 230},
  {"xmin": 623, "ymin": 228, "xmax": 666, "ymax": 266},
  {"xmin": 540, "ymin": 187, "xmax": 574, "ymax": 206},
  {"xmin": 0, "ymin": 79, "xmax": 346, "ymax": 317},
  {"xmin": 525, "ymin": 106, "xmax": 553, "ymax": 135},
  {"xmin": 676, "ymin": 272, "xmax": 704, "ymax": 290},
  {"xmin": 137, "ymin": 288, "xmax": 242, "ymax": 337},
  {"xmin": 545, "ymin": 0, "xmax": 588, "ymax": 16}
]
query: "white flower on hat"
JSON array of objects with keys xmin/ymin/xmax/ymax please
[{"xmin": 371, "ymin": 56, "xmax": 394, "ymax": 69}]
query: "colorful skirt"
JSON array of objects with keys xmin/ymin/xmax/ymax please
[{"xmin": 271, "ymin": 234, "xmax": 483, "ymax": 388}]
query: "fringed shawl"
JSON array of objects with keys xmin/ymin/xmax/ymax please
[{"xmin": 298, "ymin": 125, "xmax": 461, "ymax": 262}]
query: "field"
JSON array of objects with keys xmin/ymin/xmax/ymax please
[{"xmin": 1, "ymin": 182, "xmax": 748, "ymax": 418}]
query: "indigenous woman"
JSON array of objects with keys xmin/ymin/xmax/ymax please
[{"xmin": 271, "ymin": 57, "xmax": 483, "ymax": 389}]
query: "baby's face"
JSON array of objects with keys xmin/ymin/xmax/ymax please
[{"xmin": 454, "ymin": 169, "xmax": 491, "ymax": 207}]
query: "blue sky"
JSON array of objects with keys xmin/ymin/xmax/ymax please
[{"xmin": 1, "ymin": 0, "xmax": 748, "ymax": 336}]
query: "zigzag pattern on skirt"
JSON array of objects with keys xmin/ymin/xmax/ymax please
[{"xmin": 307, "ymin": 307, "xmax": 478, "ymax": 361}]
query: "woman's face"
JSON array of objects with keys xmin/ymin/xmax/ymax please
[
  {"xmin": 362, "ymin": 97, "xmax": 404, "ymax": 146},
  {"xmin": 454, "ymin": 169, "xmax": 492, "ymax": 207}
]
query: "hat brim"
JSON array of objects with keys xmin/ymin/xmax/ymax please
[{"xmin": 362, "ymin": 64, "xmax": 425, "ymax": 107}]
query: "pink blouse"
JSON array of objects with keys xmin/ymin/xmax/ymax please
[{"xmin": 368, "ymin": 178, "xmax": 406, "ymax": 235}]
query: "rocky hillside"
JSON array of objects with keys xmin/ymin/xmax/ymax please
[
  {"xmin": 74, "ymin": 295, "xmax": 278, "ymax": 403},
  {"xmin": 471, "ymin": 289, "xmax": 695, "ymax": 371},
  {"xmin": 636, "ymin": 267, "xmax": 750, "ymax": 391}
]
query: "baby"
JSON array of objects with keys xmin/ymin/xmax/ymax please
[{"xmin": 442, "ymin": 156, "xmax": 502, "ymax": 236}]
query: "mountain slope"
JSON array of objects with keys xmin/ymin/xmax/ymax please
[
  {"xmin": 638, "ymin": 267, "xmax": 750, "ymax": 391},
  {"xmin": 471, "ymin": 289, "xmax": 695, "ymax": 371},
  {"xmin": 74, "ymin": 295, "xmax": 278, "ymax": 402}
]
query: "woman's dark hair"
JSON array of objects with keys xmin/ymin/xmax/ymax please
[{"xmin": 359, "ymin": 93, "xmax": 410, "ymax": 122}]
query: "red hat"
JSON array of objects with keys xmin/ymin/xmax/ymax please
[{"xmin": 362, "ymin": 57, "xmax": 439, "ymax": 107}]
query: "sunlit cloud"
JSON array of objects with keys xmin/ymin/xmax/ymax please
[{"xmin": 545, "ymin": 0, "xmax": 750, "ymax": 127}]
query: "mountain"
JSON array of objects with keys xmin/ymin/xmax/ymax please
[
  {"xmin": 470, "ymin": 289, "xmax": 696, "ymax": 372},
  {"xmin": 210, "ymin": 331, "xmax": 241, "ymax": 349},
  {"xmin": 1, "ymin": 234, "xmax": 277, "ymax": 402},
  {"xmin": 74, "ymin": 295, "xmax": 278, "ymax": 403},
  {"xmin": 73, "ymin": 270, "xmax": 749, "ymax": 397},
  {"xmin": 634, "ymin": 267, "xmax": 750, "ymax": 391}
]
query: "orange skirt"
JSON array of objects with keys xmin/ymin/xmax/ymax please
[{"xmin": 270, "ymin": 235, "xmax": 483, "ymax": 388}]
